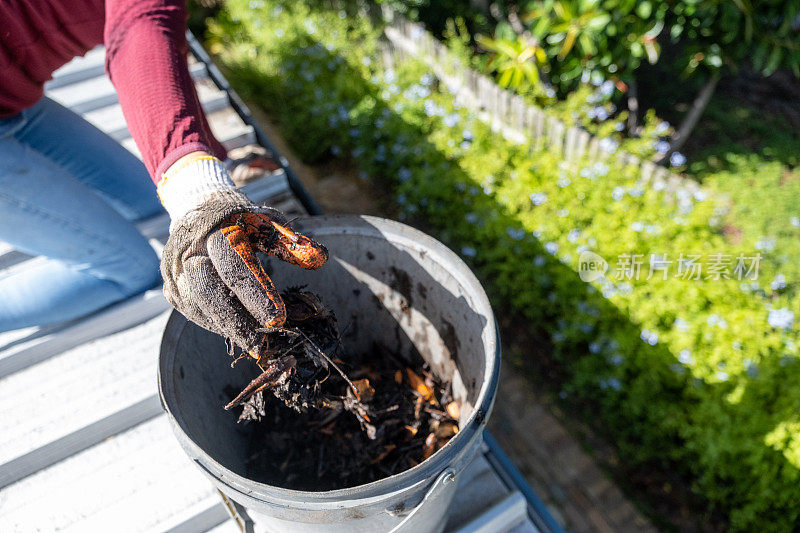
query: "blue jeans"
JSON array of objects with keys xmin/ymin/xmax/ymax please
[{"xmin": 0, "ymin": 98, "xmax": 164, "ymax": 332}]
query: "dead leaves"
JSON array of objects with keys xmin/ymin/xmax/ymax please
[
  {"xmin": 351, "ymin": 378, "xmax": 375, "ymax": 402},
  {"xmin": 446, "ymin": 401, "xmax": 460, "ymax": 420},
  {"xmin": 405, "ymin": 368, "xmax": 434, "ymax": 401},
  {"xmin": 230, "ymin": 288, "xmax": 463, "ymax": 490}
]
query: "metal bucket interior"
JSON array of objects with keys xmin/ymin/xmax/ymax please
[{"xmin": 159, "ymin": 215, "xmax": 499, "ymax": 532}]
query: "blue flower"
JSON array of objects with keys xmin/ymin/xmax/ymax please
[
  {"xmin": 424, "ymin": 100, "xmax": 444, "ymax": 117},
  {"xmin": 598, "ymin": 138, "xmax": 618, "ymax": 153},
  {"xmin": 768, "ymin": 308, "xmax": 794, "ymax": 329},
  {"xmin": 755, "ymin": 237, "xmax": 776, "ymax": 252},
  {"xmin": 669, "ymin": 152, "xmax": 686, "ymax": 167},
  {"xmin": 599, "ymin": 80, "xmax": 615, "ymax": 96},
  {"xmin": 612, "ymin": 186, "xmax": 625, "ymax": 201},
  {"xmin": 443, "ymin": 113, "xmax": 460, "ymax": 127},
  {"xmin": 398, "ymin": 168, "xmax": 412, "ymax": 182},
  {"xmin": 654, "ymin": 140, "xmax": 670, "ymax": 154},
  {"xmin": 557, "ymin": 177, "xmax": 571, "ymax": 187},
  {"xmin": 587, "ymin": 106, "xmax": 604, "ymax": 120},
  {"xmin": 303, "ymin": 20, "xmax": 317, "ymax": 33},
  {"xmin": 645, "ymin": 224, "xmax": 660, "ymax": 235},
  {"xmin": 461, "ymin": 246, "xmax": 477, "ymax": 258},
  {"xmin": 460, "ymin": 140, "xmax": 472, "ymax": 151},
  {"xmin": 567, "ymin": 229, "xmax": 581, "ymax": 242},
  {"xmin": 545, "ymin": 242, "xmax": 559, "ymax": 255},
  {"xmin": 462, "ymin": 129, "xmax": 474, "ymax": 141},
  {"xmin": 771, "ymin": 274, "xmax": 787, "ymax": 291},
  {"xmin": 529, "ymin": 192, "xmax": 548, "ymax": 205},
  {"xmin": 674, "ymin": 318, "xmax": 690, "ymax": 332},
  {"xmin": 678, "ymin": 349, "xmax": 693, "ymax": 364},
  {"xmin": 506, "ymin": 227, "xmax": 525, "ymax": 240},
  {"xmin": 670, "ymin": 364, "xmax": 686, "ymax": 375},
  {"xmin": 600, "ymin": 377, "xmax": 622, "ymax": 391},
  {"xmin": 404, "ymin": 84, "xmax": 430, "ymax": 100},
  {"xmin": 791, "ymin": 216, "xmax": 800, "ymax": 227},
  {"xmin": 593, "ymin": 162, "xmax": 609, "ymax": 176},
  {"xmin": 640, "ymin": 329, "xmax": 659, "ymax": 345},
  {"xmin": 655, "ymin": 121, "xmax": 670, "ymax": 134}
]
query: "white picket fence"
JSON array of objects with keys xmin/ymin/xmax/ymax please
[{"xmin": 379, "ymin": 10, "xmax": 700, "ymax": 195}]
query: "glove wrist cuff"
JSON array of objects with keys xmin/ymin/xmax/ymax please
[{"xmin": 158, "ymin": 155, "xmax": 238, "ymax": 221}]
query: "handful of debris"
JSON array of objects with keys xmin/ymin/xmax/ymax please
[{"xmin": 224, "ymin": 287, "xmax": 461, "ymax": 490}]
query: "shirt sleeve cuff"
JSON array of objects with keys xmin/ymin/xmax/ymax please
[
  {"xmin": 154, "ymin": 142, "xmax": 215, "ymax": 182},
  {"xmin": 157, "ymin": 154, "xmax": 238, "ymax": 222}
]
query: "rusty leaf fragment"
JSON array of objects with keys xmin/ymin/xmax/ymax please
[
  {"xmin": 351, "ymin": 378, "xmax": 375, "ymax": 402},
  {"xmin": 446, "ymin": 401, "xmax": 460, "ymax": 420},
  {"xmin": 435, "ymin": 421, "xmax": 459, "ymax": 439},
  {"xmin": 422, "ymin": 432, "xmax": 437, "ymax": 461},
  {"xmin": 405, "ymin": 368, "xmax": 434, "ymax": 401}
]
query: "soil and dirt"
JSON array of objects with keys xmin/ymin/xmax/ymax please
[{"xmin": 223, "ymin": 287, "xmax": 460, "ymax": 491}]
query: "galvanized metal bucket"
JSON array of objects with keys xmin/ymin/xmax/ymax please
[{"xmin": 159, "ymin": 215, "xmax": 500, "ymax": 533}]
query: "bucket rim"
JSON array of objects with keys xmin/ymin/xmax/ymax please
[{"xmin": 158, "ymin": 214, "xmax": 500, "ymax": 504}]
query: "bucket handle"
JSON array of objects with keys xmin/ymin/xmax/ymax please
[{"xmin": 387, "ymin": 469, "xmax": 456, "ymax": 533}]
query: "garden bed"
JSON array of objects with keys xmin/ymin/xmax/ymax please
[{"xmin": 200, "ymin": 1, "xmax": 800, "ymax": 529}]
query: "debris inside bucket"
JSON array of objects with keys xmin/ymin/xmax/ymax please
[{"xmin": 223, "ymin": 287, "xmax": 460, "ymax": 490}]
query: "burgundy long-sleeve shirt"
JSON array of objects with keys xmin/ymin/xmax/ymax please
[{"xmin": 0, "ymin": 0, "xmax": 227, "ymax": 183}]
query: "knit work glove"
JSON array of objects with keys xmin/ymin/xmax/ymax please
[{"xmin": 158, "ymin": 154, "xmax": 328, "ymax": 358}]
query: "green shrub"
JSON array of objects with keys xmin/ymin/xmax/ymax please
[{"xmin": 206, "ymin": 1, "xmax": 800, "ymax": 528}]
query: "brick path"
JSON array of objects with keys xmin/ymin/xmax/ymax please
[{"xmin": 488, "ymin": 362, "xmax": 657, "ymax": 532}]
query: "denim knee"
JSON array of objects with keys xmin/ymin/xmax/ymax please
[{"xmin": 115, "ymin": 244, "xmax": 162, "ymax": 296}]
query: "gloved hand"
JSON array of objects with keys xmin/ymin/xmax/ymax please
[{"xmin": 158, "ymin": 153, "xmax": 328, "ymax": 359}]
